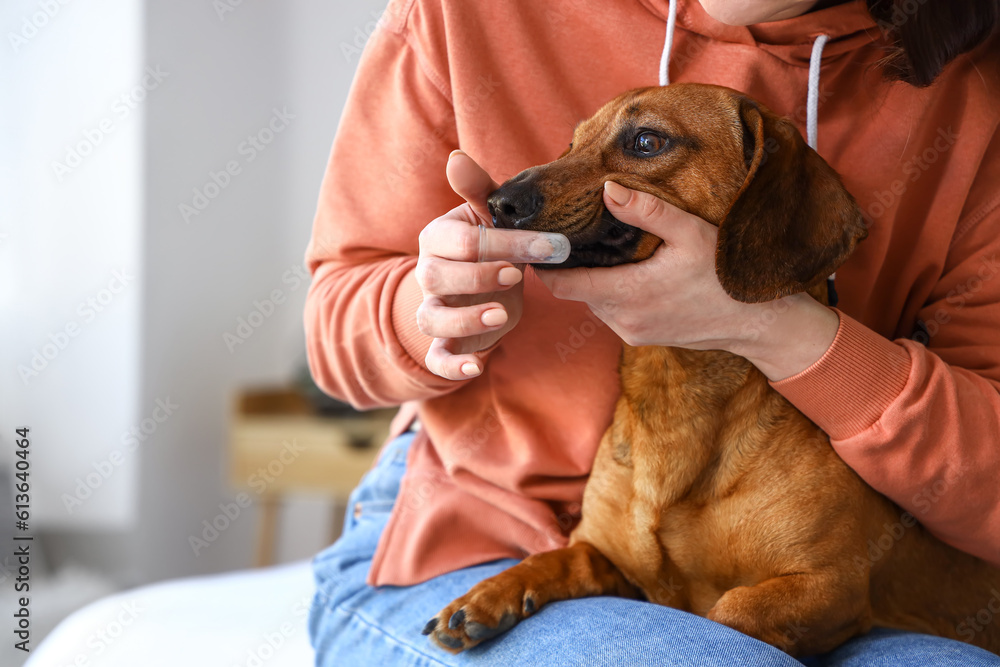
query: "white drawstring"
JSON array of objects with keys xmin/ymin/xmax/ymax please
[
  {"xmin": 807, "ymin": 34, "xmax": 829, "ymax": 151},
  {"xmin": 659, "ymin": 0, "xmax": 678, "ymax": 85}
]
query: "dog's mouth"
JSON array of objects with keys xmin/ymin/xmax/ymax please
[
  {"xmin": 534, "ymin": 207, "xmax": 644, "ymax": 269},
  {"xmin": 486, "ymin": 178, "xmax": 651, "ymax": 269}
]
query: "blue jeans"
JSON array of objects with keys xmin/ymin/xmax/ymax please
[{"xmin": 309, "ymin": 432, "xmax": 1000, "ymax": 666}]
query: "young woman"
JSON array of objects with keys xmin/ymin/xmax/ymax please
[{"xmin": 304, "ymin": 0, "xmax": 1000, "ymax": 663}]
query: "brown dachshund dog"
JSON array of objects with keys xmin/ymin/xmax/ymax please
[{"xmin": 422, "ymin": 84, "xmax": 1000, "ymax": 657}]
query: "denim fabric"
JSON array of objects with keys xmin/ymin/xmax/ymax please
[{"xmin": 310, "ymin": 433, "xmax": 1000, "ymax": 667}]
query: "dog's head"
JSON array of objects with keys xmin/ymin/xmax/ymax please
[{"xmin": 487, "ymin": 84, "xmax": 867, "ymax": 303}]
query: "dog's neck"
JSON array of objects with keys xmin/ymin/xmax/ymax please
[
  {"xmin": 620, "ymin": 345, "xmax": 757, "ymax": 413},
  {"xmin": 615, "ymin": 280, "xmax": 830, "ymax": 503},
  {"xmin": 617, "ymin": 344, "xmax": 788, "ymax": 509},
  {"xmin": 617, "ymin": 281, "xmax": 829, "ymax": 437}
]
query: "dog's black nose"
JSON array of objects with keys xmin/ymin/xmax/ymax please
[{"xmin": 487, "ymin": 175, "xmax": 543, "ymax": 230}]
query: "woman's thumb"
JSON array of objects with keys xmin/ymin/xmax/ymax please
[
  {"xmin": 602, "ymin": 180, "xmax": 678, "ymax": 236},
  {"xmin": 447, "ymin": 150, "xmax": 500, "ymax": 225}
]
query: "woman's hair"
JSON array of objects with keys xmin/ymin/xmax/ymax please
[{"xmin": 864, "ymin": 0, "xmax": 999, "ymax": 86}]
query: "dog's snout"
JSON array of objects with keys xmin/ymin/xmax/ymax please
[{"xmin": 487, "ymin": 180, "xmax": 543, "ymax": 230}]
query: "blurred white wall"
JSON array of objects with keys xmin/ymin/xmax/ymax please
[
  {"xmin": 3, "ymin": 0, "xmax": 391, "ymax": 586},
  {"xmin": 0, "ymin": 0, "xmax": 144, "ymax": 529}
]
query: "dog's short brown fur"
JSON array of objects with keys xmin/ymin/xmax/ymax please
[{"xmin": 422, "ymin": 84, "xmax": 1000, "ymax": 657}]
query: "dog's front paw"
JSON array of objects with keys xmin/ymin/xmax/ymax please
[{"xmin": 422, "ymin": 576, "xmax": 538, "ymax": 653}]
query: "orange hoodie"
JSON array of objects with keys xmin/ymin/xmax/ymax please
[{"xmin": 305, "ymin": 0, "xmax": 1000, "ymax": 586}]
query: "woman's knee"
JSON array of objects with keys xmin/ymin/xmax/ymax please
[{"xmin": 462, "ymin": 597, "xmax": 801, "ymax": 666}]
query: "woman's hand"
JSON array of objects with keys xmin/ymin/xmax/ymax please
[
  {"xmin": 534, "ymin": 181, "xmax": 840, "ymax": 381},
  {"xmin": 415, "ymin": 151, "xmax": 525, "ymax": 381}
]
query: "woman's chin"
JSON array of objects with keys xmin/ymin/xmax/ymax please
[{"xmin": 695, "ymin": 0, "xmax": 817, "ymax": 26}]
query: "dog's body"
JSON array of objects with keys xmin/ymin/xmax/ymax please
[{"xmin": 423, "ymin": 84, "xmax": 1000, "ymax": 657}]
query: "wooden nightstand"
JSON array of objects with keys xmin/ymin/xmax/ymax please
[{"xmin": 230, "ymin": 388, "xmax": 396, "ymax": 566}]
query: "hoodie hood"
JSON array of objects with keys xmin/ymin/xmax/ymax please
[{"xmin": 639, "ymin": 0, "xmax": 883, "ymax": 67}]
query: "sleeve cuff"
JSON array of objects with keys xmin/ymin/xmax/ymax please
[
  {"xmin": 392, "ymin": 269, "xmax": 433, "ymax": 368},
  {"xmin": 769, "ymin": 310, "xmax": 912, "ymax": 440}
]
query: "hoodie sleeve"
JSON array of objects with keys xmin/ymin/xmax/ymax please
[
  {"xmin": 771, "ymin": 141, "xmax": 1000, "ymax": 566},
  {"xmin": 303, "ymin": 10, "xmax": 471, "ymax": 409}
]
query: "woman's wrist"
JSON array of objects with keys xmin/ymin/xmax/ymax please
[{"xmin": 728, "ymin": 294, "xmax": 841, "ymax": 382}]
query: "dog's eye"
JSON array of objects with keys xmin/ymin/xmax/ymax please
[{"xmin": 634, "ymin": 132, "xmax": 666, "ymax": 155}]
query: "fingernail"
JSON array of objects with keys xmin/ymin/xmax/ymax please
[
  {"xmin": 497, "ymin": 267, "xmax": 522, "ymax": 286},
  {"xmin": 461, "ymin": 362, "xmax": 481, "ymax": 377},
  {"xmin": 481, "ymin": 308, "xmax": 507, "ymax": 327},
  {"xmin": 605, "ymin": 181, "xmax": 631, "ymax": 206},
  {"xmin": 449, "ymin": 149, "xmax": 467, "ymax": 160}
]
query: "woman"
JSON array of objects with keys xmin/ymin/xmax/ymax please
[{"xmin": 305, "ymin": 0, "xmax": 1000, "ymax": 663}]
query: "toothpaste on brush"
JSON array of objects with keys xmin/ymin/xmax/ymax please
[{"xmin": 477, "ymin": 226, "xmax": 571, "ymax": 264}]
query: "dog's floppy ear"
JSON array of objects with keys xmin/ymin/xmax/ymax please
[{"xmin": 715, "ymin": 98, "xmax": 867, "ymax": 303}]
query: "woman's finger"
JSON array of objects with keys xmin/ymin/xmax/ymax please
[
  {"xmin": 425, "ymin": 337, "xmax": 484, "ymax": 380},
  {"xmin": 478, "ymin": 227, "xmax": 570, "ymax": 264},
  {"xmin": 421, "ymin": 215, "xmax": 568, "ymax": 266},
  {"xmin": 419, "ymin": 217, "xmax": 482, "ymax": 262},
  {"xmin": 416, "ymin": 297, "xmax": 509, "ymax": 339},
  {"xmin": 416, "ymin": 258, "xmax": 522, "ymax": 297},
  {"xmin": 603, "ymin": 180, "xmax": 700, "ymax": 241}
]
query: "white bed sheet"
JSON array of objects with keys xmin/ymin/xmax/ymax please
[{"xmin": 26, "ymin": 560, "xmax": 316, "ymax": 667}]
